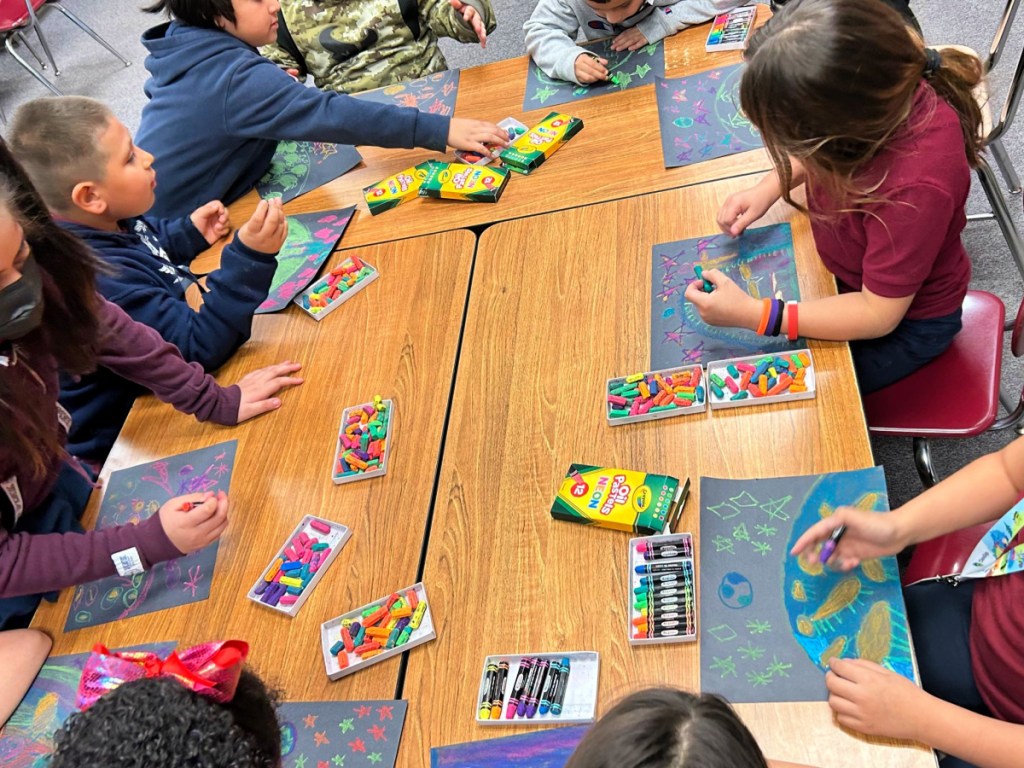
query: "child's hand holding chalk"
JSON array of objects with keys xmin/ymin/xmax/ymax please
[
  {"xmin": 610, "ymin": 27, "xmax": 648, "ymax": 52},
  {"xmin": 574, "ymin": 53, "xmax": 609, "ymax": 84},
  {"xmin": 683, "ymin": 269, "xmax": 760, "ymax": 330},
  {"xmin": 237, "ymin": 197, "xmax": 288, "ymax": 255},
  {"xmin": 159, "ymin": 491, "xmax": 229, "ymax": 554},
  {"xmin": 447, "ymin": 118, "xmax": 511, "ymax": 156}
]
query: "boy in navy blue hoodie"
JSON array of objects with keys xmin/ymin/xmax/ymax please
[
  {"xmin": 136, "ymin": 0, "xmax": 510, "ymax": 218},
  {"xmin": 9, "ymin": 96, "xmax": 289, "ymax": 464}
]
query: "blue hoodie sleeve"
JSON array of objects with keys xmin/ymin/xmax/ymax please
[
  {"xmin": 98, "ymin": 236, "xmax": 278, "ymax": 371},
  {"xmin": 221, "ymin": 58, "xmax": 450, "ymax": 152},
  {"xmin": 145, "ymin": 215, "xmax": 210, "ymax": 267}
]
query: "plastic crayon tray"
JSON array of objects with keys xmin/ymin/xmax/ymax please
[
  {"xmin": 332, "ymin": 398, "xmax": 393, "ymax": 484},
  {"xmin": 629, "ymin": 533, "xmax": 697, "ymax": 646},
  {"xmin": 294, "ymin": 254, "xmax": 379, "ymax": 321},
  {"xmin": 320, "ymin": 582, "xmax": 435, "ymax": 680},
  {"xmin": 474, "ymin": 651, "xmax": 599, "ymax": 726},
  {"xmin": 247, "ymin": 516, "xmax": 351, "ymax": 617},
  {"xmin": 705, "ymin": 349, "xmax": 816, "ymax": 410},
  {"xmin": 606, "ymin": 365, "xmax": 706, "ymax": 425}
]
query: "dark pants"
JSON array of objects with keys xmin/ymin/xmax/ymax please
[
  {"xmin": 851, "ymin": 308, "xmax": 962, "ymax": 394},
  {"xmin": 904, "ymin": 580, "xmax": 990, "ymax": 768}
]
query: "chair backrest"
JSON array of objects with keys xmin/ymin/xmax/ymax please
[{"xmin": 0, "ymin": 0, "xmax": 31, "ymax": 32}]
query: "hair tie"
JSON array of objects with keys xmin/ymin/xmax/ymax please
[
  {"xmin": 76, "ymin": 640, "xmax": 249, "ymax": 710},
  {"xmin": 923, "ymin": 48, "xmax": 941, "ymax": 78}
]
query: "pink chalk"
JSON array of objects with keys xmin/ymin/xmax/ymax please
[
  {"xmin": 309, "ymin": 519, "xmax": 332, "ymax": 534},
  {"xmin": 301, "ymin": 549, "xmax": 313, "ymax": 564},
  {"xmin": 280, "ymin": 594, "xmax": 299, "ymax": 605},
  {"xmin": 637, "ymin": 399, "xmax": 653, "ymax": 415}
]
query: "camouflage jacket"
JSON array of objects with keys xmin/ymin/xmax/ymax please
[{"xmin": 261, "ymin": 0, "xmax": 496, "ymax": 94}]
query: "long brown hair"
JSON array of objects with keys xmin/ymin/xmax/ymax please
[
  {"xmin": 0, "ymin": 138, "xmax": 105, "ymax": 477},
  {"xmin": 741, "ymin": 0, "xmax": 984, "ymax": 209}
]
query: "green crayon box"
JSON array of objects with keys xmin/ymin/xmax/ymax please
[
  {"xmin": 418, "ymin": 162, "xmax": 510, "ymax": 202},
  {"xmin": 550, "ymin": 464, "xmax": 688, "ymax": 535},
  {"xmin": 499, "ymin": 112, "xmax": 584, "ymax": 175},
  {"xmin": 362, "ymin": 160, "xmax": 437, "ymax": 215}
]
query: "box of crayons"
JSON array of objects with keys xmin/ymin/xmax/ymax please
[
  {"xmin": 320, "ymin": 582, "xmax": 434, "ymax": 680},
  {"xmin": 418, "ymin": 162, "xmax": 510, "ymax": 203},
  {"xmin": 246, "ymin": 515, "xmax": 351, "ymax": 617},
  {"xmin": 294, "ymin": 254, "xmax": 378, "ymax": 321},
  {"xmin": 629, "ymin": 533, "xmax": 697, "ymax": 645},
  {"xmin": 705, "ymin": 4, "xmax": 756, "ymax": 52},
  {"xmin": 474, "ymin": 651, "xmax": 599, "ymax": 726},
  {"xmin": 606, "ymin": 365, "xmax": 706, "ymax": 425},
  {"xmin": 332, "ymin": 397, "xmax": 393, "ymax": 484},
  {"xmin": 499, "ymin": 112, "xmax": 584, "ymax": 175},
  {"xmin": 363, "ymin": 160, "xmax": 437, "ymax": 215},
  {"xmin": 705, "ymin": 349, "xmax": 816, "ymax": 410}
]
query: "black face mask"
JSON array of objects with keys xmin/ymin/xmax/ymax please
[{"xmin": 0, "ymin": 255, "xmax": 45, "ymax": 342}]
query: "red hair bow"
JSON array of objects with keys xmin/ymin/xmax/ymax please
[{"xmin": 76, "ymin": 640, "xmax": 249, "ymax": 710}]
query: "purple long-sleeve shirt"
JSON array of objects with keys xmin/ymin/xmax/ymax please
[{"xmin": 0, "ymin": 296, "xmax": 240, "ymax": 597}]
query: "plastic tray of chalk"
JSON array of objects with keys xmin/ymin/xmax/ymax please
[
  {"xmin": 628, "ymin": 533, "xmax": 697, "ymax": 646},
  {"xmin": 294, "ymin": 254, "xmax": 379, "ymax": 321},
  {"xmin": 320, "ymin": 582, "xmax": 434, "ymax": 680},
  {"xmin": 332, "ymin": 397, "xmax": 393, "ymax": 484},
  {"xmin": 475, "ymin": 651, "xmax": 599, "ymax": 726},
  {"xmin": 247, "ymin": 515, "xmax": 351, "ymax": 617},
  {"xmin": 705, "ymin": 349, "xmax": 816, "ymax": 410},
  {"xmin": 606, "ymin": 365, "xmax": 706, "ymax": 425}
]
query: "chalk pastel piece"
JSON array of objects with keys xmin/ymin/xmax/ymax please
[
  {"xmin": 362, "ymin": 160, "xmax": 437, "ymax": 215},
  {"xmin": 246, "ymin": 515, "xmax": 351, "ymax": 617},
  {"xmin": 607, "ymin": 365, "xmax": 707, "ymax": 426},
  {"xmin": 627, "ymin": 533, "xmax": 698, "ymax": 647},
  {"xmin": 320, "ymin": 582, "xmax": 435, "ymax": 680},
  {"xmin": 294, "ymin": 257, "xmax": 379, "ymax": 322},
  {"xmin": 705, "ymin": 348, "xmax": 817, "ymax": 411},
  {"xmin": 499, "ymin": 112, "xmax": 585, "ymax": 175},
  {"xmin": 332, "ymin": 399, "xmax": 395, "ymax": 485},
  {"xmin": 475, "ymin": 651, "xmax": 600, "ymax": 726}
]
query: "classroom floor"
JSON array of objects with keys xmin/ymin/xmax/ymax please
[{"xmin": 1, "ymin": 0, "xmax": 1020, "ymax": 507}]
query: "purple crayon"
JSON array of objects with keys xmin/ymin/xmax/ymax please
[
  {"xmin": 516, "ymin": 658, "xmax": 542, "ymax": 717},
  {"xmin": 818, "ymin": 525, "xmax": 847, "ymax": 564},
  {"xmin": 524, "ymin": 658, "xmax": 550, "ymax": 718},
  {"xmin": 505, "ymin": 658, "xmax": 534, "ymax": 719}
]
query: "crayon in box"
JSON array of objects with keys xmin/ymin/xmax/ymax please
[
  {"xmin": 550, "ymin": 464, "xmax": 689, "ymax": 535},
  {"xmin": 499, "ymin": 112, "xmax": 584, "ymax": 175},
  {"xmin": 362, "ymin": 160, "xmax": 437, "ymax": 215},
  {"xmin": 418, "ymin": 162, "xmax": 511, "ymax": 202}
]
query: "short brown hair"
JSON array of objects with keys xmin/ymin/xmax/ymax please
[{"xmin": 8, "ymin": 96, "xmax": 114, "ymax": 212}]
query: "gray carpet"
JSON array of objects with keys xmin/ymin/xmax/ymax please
[{"xmin": 1, "ymin": 0, "xmax": 1021, "ymax": 506}]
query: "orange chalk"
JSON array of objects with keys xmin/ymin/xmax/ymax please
[{"xmin": 758, "ymin": 374, "xmax": 768, "ymax": 395}]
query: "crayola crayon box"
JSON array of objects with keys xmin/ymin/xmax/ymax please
[
  {"xmin": 550, "ymin": 464, "xmax": 688, "ymax": 536},
  {"xmin": 363, "ymin": 160, "xmax": 437, "ymax": 215},
  {"xmin": 418, "ymin": 162, "xmax": 510, "ymax": 202},
  {"xmin": 499, "ymin": 112, "xmax": 584, "ymax": 175}
]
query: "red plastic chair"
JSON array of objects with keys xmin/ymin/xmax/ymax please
[
  {"xmin": 863, "ymin": 290, "xmax": 1024, "ymax": 488},
  {"xmin": 1, "ymin": 0, "xmax": 129, "ymax": 96}
]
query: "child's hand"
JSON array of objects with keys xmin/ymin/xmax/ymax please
[
  {"xmin": 610, "ymin": 27, "xmax": 648, "ymax": 51},
  {"xmin": 283, "ymin": 67, "xmax": 301, "ymax": 81},
  {"xmin": 447, "ymin": 118, "xmax": 511, "ymax": 156},
  {"xmin": 683, "ymin": 269, "xmax": 761, "ymax": 329},
  {"xmin": 158, "ymin": 491, "xmax": 229, "ymax": 554},
  {"xmin": 717, "ymin": 184, "xmax": 779, "ymax": 237},
  {"xmin": 234, "ymin": 360, "xmax": 304, "ymax": 422},
  {"xmin": 575, "ymin": 53, "xmax": 609, "ymax": 83},
  {"xmin": 790, "ymin": 506, "xmax": 905, "ymax": 569},
  {"xmin": 237, "ymin": 198, "xmax": 288, "ymax": 255},
  {"xmin": 190, "ymin": 200, "xmax": 231, "ymax": 245},
  {"xmin": 449, "ymin": 0, "xmax": 487, "ymax": 47},
  {"xmin": 825, "ymin": 658, "xmax": 929, "ymax": 741}
]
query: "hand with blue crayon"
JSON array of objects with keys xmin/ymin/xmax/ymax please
[{"xmin": 684, "ymin": 269, "xmax": 763, "ymax": 332}]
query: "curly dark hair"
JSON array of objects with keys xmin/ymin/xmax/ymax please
[{"xmin": 50, "ymin": 669, "xmax": 282, "ymax": 768}]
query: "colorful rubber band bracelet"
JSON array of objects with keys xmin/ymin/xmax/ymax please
[{"xmin": 755, "ymin": 298, "xmax": 772, "ymax": 336}]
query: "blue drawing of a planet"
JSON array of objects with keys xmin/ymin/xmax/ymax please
[
  {"xmin": 662, "ymin": 307, "xmax": 675, "ymax": 319},
  {"xmin": 718, "ymin": 571, "xmax": 753, "ymax": 609},
  {"xmin": 280, "ymin": 721, "xmax": 296, "ymax": 756},
  {"xmin": 673, "ymin": 116, "xmax": 695, "ymax": 128}
]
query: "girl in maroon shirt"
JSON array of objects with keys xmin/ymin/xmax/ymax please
[
  {"xmin": 792, "ymin": 435, "xmax": 1024, "ymax": 768},
  {"xmin": 685, "ymin": 0, "xmax": 980, "ymax": 394}
]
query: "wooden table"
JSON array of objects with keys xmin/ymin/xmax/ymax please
[
  {"xmin": 32, "ymin": 230, "xmax": 476, "ymax": 703},
  {"xmin": 398, "ymin": 178, "xmax": 936, "ymax": 768},
  {"xmin": 218, "ymin": 7, "xmax": 772, "ymax": 250}
]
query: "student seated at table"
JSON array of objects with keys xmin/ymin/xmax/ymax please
[
  {"xmin": 137, "ymin": 0, "xmax": 509, "ymax": 218},
  {"xmin": 49, "ymin": 640, "xmax": 281, "ymax": 767},
  {"xmin": 262, "ymin": 0, "xmax": 496, "ymax": 94},
  {"xmin": 686, "ymin": 0, "xmax": 979, "ymax": 394},
  {"xmin": 0, "ymin": 138, "xmax": 300, "ymax": 628},
  {"xmin": 0, "ymin": 629, "xmax": 51, "ymax": 725},
  {"xmin": 566, "ymin": 688, "xmax": 814, "ymax": 768},
  {"xmin": 792, "ymin": 435, "xmax": 1024, "ymax": 768},
  {"xmin": 10, "ymin": 96, "xmax": 288, "ymax": 466},
  {"xmin": 524, "ymin": 0, "xmax": 741, "ymax": 86}
]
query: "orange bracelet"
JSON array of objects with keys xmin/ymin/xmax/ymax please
[
  {"xmin": 755, "ymin": 298, "xmax": 772, "ymax": 335},
  {"xmin": 787, "ymin": 301, "xmax": 799, "ymax": 341}
]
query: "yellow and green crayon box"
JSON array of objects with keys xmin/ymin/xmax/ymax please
[
  {"xmin": 363, "ymin": 160, "xmax": 437, "ymax": 215},
  {"xmin": 418, "ymin": 162, "xmax": 510, "ymax": 202},
  {"xmin": 550, "ymin": 464, "xmax": 688, "ymax": 535},
  {"xmin": 499, "ymin": 112, "xmax": 584, "ymax": 175}
]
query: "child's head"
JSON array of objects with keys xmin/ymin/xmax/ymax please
[
  {"xmin": 741, "ymin": 0, "xmax": 983, "ymax": 204},
  {"xmin": 50, "ymin": 646, "xmax": 281, "ymax": 768},
  {"xmin": 10, "ymin": 97, "xmax": 157, "ymax": 223},
  {"xmin": 565, "ymin": 688, "xmax": 769, "ymax": 768},
  {"xmin": 145, "ymin": 0, "xmax": 281, "ymax": 47},
  {"xmin": 583, "ymin": 0, "xmax": 645, "ymax": 26}
]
